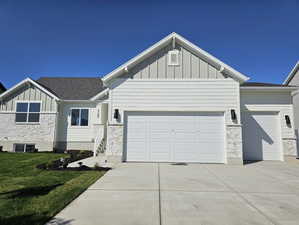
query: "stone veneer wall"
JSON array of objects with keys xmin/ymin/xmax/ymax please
[
  {"xmin": 0, "ymin": 113, "xmax": 57, "ymax": 152},
  {"xmin": 282, "ymin": 138, "xmax": 297, "ymax": 156},
  {"xmin": 106, "ymin": 124, "xmax": 123, "ymax": 163},
  {"xmin": 226, "ymin": 125, "xmax": 243, "ymax": 164}
]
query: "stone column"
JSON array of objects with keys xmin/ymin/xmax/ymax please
[
  {"xmin": 226, "ymin": 125, "xmax": 243, "ymax": 164},
  {"xmin": 106, "ymin": 124, "xmax": 124, "ymax": 163},
  {"xmin": 282, "ymin": 138, "xmax": 297, "ymax": 156}
]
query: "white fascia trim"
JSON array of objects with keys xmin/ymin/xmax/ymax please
[
  {"xmin": 102, "ymin": 33, "xmax": 174, "ymax": 83},
  {"xmin": 283, "ymin": 61, "xmax": 299, "ymax": 85},
  {"xmin": 241, "ymin": 86, "xmax": 298, "ymax": 91},
  {"xmin": 174, "ymin": 33, "xmax": 250, "ymax": 83},
  {"xmin": 58, "ymin": 99, "xmax": 103, "ymax": 103},
  {"xmin": 0, "ymin": 78, "xmax": 59, "ymax": 101},
  {"xmin": 89, "ymin": 88, "xmax": 109, "ymax": 101},
  {"xmin": 101, "ymin": 32, "xmax": 250, "ymax": 84}
]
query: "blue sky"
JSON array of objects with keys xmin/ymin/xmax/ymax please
[{"xmin": 0, "ymin": 0, "xmax": 298, "ymax": 88}]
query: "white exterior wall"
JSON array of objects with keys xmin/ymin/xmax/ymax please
[
  {"xmin": 288, "ymin": 69, "xmax": 299, "ymax": 86},
  {"xmin": 126, "ymin": 44, "xmax": 226, "ymax": 80},
  {"xmin": 0, "ymin": 85, "xmax": 58, "ymax": 152},
  {"xmin": 55, "ymin": 102, "xmax": 103, "ymax": 151},
  {"xmin": 0, "ymin": 113, "xmax": 57, "ymax": 152},
  {"xmin": 240, "ymin": 90, "xmax": 297, "ymax": 156},
  {"xmin": 0, "ymin": 85, "xmax": 57, "ymax": 112},
  {"xmin": 240, "ymin": 91, "xmax": 295, "ymax": 138},
  {"xmin": 106, "ymin": 78, "xmax": 242, "ymax": 163},
  {"xmin": 109, "ymin": 78, "xmax": 240, "ymax": 123},
  {"xmin": 287, "ymin": 69, "xmax": 299, "ymax": 156}
]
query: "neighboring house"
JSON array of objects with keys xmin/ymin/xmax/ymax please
[
  {"xmin": 283, "ymin": 61, "xmax": 299, "ymax": 155},
  {"xmin": 0, "ymin": 33, "xmax": 297, "ymax": 164},
  {"xmin": 0, "ymin": 82, "xmax": 6, "ymax": 93}
]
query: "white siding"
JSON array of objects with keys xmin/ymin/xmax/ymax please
[
  {"xmin": 288, "ymin": 69, "xmax": 299, "ymax": 86},
  {"xmin": 0, "ymin": 85, "xmax": 57, "ymax": 112},
  {"xmin": 240, "ymin": 91, "xmax": 295, "ymax": 138},
  {"xmin": 125, "ymin": 44, "xmax": 226, "ymax": 80},
  {"xmin": 56, "ymin": 102, "xmax": 102, "ymax": 142},
  {"xmin": 287, "ymin": 69, "xmax": 299, "ymax": 151},
  {"xmin": 109, "ymin": 79, "xmax": 240, "ymax": 125}
]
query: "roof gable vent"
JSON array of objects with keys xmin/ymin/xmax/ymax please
[{"xmin": 168, "ymin": 50, "xmax": 179, "ymax": 66}]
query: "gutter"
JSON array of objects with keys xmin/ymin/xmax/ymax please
[
  {"xmin": 57, "ymin": 99, "xmax": 104, "ymax": 103},
  {"xmin": 240, "ymin": 86, "xmax": 298, "ymax": 91}
]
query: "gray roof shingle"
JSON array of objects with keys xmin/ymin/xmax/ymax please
[
  {"xmin": 36, "ymin": 77, "xmax": 105, "ymax": 100},
  {"xmin": 0, "ymin": 82, "xmax": 6, "ymax": 93}
]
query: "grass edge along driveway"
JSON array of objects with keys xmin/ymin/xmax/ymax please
[{"xmin": 0, "ymin": 152, "xmax": 106, "ymax": 225}]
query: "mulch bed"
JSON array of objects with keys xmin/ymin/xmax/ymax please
[{"xmin": 36, "ymin": 150, "xmax": 111, "ymax": 171}]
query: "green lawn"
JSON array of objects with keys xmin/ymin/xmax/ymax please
[{"xmin": 0, "ymin": 152, "xmax": 106, "ymax": 225}]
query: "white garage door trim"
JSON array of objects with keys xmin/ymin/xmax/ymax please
[
  {"xmin": 242, "ymin": 111, "xmax": 283, "ymax": 161},
  {"xmin": 124, "ymin": 111, "xmax": 226, "ymax": 163}
]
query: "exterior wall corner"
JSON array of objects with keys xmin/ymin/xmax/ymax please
[
  {"xmin": 106, "ymin": 124, "xmax": 124, "ymax": 160},
  {"xmin": 282, "ymin": 138, "xmax": 297, "ymax": 157},
  {"xmin": 226, "ymin": 125, "xmax": 243, "ymax": 164}
]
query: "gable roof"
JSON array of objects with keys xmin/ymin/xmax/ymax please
[
  {"xmin": 0, "ymin": 82, "xmax": 6, "ymax": 93},
  {"xmin": 36, "ymin": 77, "xmax": 105, "ymax": 100},
  {"xmin": 283, "ymin": 61, "xmax": 299, "ymax": 85},
  {"xmin": 0, "ymin": 78, "xmax": 59, "ymax": 101},
  {"xmin": 102, "ymin": 32, "xmax": 250, "ymax": 84}
]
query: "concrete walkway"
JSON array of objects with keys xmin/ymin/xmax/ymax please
[{"xmin": 47, "ymin": 161, "xmax": 299, "ymax": 225}]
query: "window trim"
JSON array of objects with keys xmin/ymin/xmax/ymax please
[
  {"xmin": 168, "ymin": 50, "xmax": 180, "ymax": 66},
  {"xmin": 70, "ymin": 108, "xmax": 90, "ymax": 127},
  {"xmin": 14, "ymin": 143, "xmax": 36, "ymax": 153},
  {"xmin": 15, "ymin": 101, "xmax": 42, "ymax": 124}
]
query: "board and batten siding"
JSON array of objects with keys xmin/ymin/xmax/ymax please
[
  {"xmin": 287, "ymin": 69, "xmax": 299, "ymax": 86},
  {"xmin": 125, "ymin": 44, "xmax": 226, "ymax": 80},
  {"xmin": 0, "ymin": 85, "xmax": 57, "ymax": 112},
  {"xmin": 56, "ymin": 102, "xmax": 101, "ymax": 143},
  {"xmin": 109, "ymin": 79, "xmax": 240, "ymax": 124},
  {"xmin": 240, "ymin": 91, "xmax": 295, "ymax": 138}
]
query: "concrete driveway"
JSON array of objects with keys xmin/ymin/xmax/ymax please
[{"xmin": 48, "ymin": 161, "xmax": 299, "ymax": 225}]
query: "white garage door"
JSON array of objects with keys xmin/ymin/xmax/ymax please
[
  {"xmin": 125, "ymin": 112, "xmax": 225, "ymax": 163},
  {"xmin": 242, "ymin": 112, "xmax": 282, "ymax": 161}
]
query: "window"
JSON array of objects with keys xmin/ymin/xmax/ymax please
[
  {"xmin": 14, "ymin": 144, "xmax": 35, "ymax": 152},
  {"xmin": 16, "ymin": 102, "xmax": 41, "ymax": 123},
  {"xmin": 168, "ymin": 50, "xmax": 179, "ymax": 66},
  {"xmin": 71, "ymin": 109, "xmax": 89, "ymax": 126}
]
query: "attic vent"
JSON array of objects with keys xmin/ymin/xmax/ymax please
[{"xmin": 168, "ymin": 50, "xmax": 179, "ymax": 66}]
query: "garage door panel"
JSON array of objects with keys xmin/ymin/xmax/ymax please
[
  {"xmin": 125, "ymin": 112, "xmax": 225, "ymax": 163},
  {"xmin": 196, "ymin": 145, "xmax": 224, "ymax": 154},
  {"xmin": 151, "ymin": 133, "xmax": 170, "ymax": 140},
  {"xmin": 198, "ymin": 154, "xmax": 224, "ymax": 163},
  {"xmin": 242, "ymin": 112, "xmax": 282, "ymax": 161},
  {"xmin": 150, "ymin": 142, "xmax": 171, "ymax": 161},
  {"xmin": 174, "ymin": 132, "xmax": 198, "ymax": 142},
  {"xmin": 126, "ymin": 142, "xmax": 147, "ymax": 161},
  {"xmin": 127, "ymin": 122, "xmax": 147, "ymax": 138}
]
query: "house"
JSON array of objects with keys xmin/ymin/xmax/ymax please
[
  {"xmin": 283, "ymin": 61, "xmax": 299, "ymax": 155},
  {"xmin": 0, "ymin": 33, "xmax": 297, "ymax": 164},
  {"xmin": 0, "ymin": 82, "xmax": 6, "ymax": 93}
]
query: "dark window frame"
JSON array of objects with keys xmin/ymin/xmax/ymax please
[
  {"xmin": 14, "ymin": 143, "xmax": 36, "ymax": 152},
  {"xmin": 15, "ymin": 102, "xmax": 41, "ymax": 123},
  {"xmin": 70, "ymin": 108, "xmax": 89, "ymax": 127}
]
